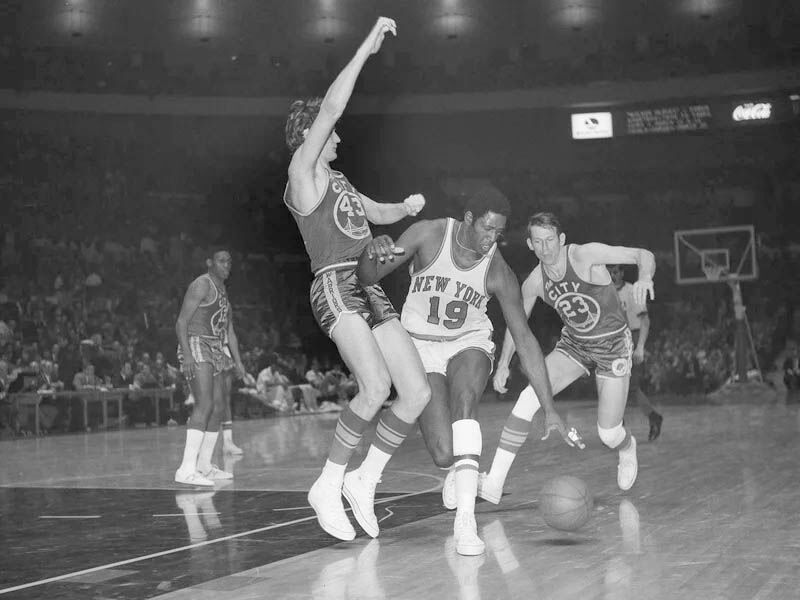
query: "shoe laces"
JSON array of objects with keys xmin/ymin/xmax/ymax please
[
  {"xmin": 619, "ymin": 449, "xmax": 636, "ymax": 470},
  {"xmin": 455, "ymin": 512, "xmax": 477, "ymax": 531},
  {"xmin": 359, "ymin": 472, "xmax": 381, "ymax": 502}
]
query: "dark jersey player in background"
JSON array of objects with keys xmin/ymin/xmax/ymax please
[
  {"xmin": 175, "ymin": 248, "xmax": 245, "ymax": 487},
  {"xmin": 485, "ymin": 212, "xmax": 655, "ymax": 502},
  {"xmin": 284, "ymin": 17, "xmax": 431, "ymax": 543},
  {"xmin": 610, "ymin": 264, "xmax": 663, "ymax": 441}
]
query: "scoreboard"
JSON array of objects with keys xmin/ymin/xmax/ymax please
[
  {"xmin": 571, "ymin": 92, "xmax": 799, "ymax": 139},
  {"xmin": 624, "ymin": 104, "xmax": 712, "ymax": 135}
]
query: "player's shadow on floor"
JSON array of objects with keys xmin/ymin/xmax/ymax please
[{"xmin": 537, "ymin": 537, "xmax": 597, "ymax": 546}]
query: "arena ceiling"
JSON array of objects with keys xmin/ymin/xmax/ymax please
[{"xmin": 2, "ymin": 0, "xmax": 795, "ymax": 73}]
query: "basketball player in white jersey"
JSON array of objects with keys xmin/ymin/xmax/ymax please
[{"xmin": 358, "ymin": 188, "xmax": 573, "ymax": 556}]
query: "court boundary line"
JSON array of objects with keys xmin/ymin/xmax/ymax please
[{"xmin": 0, "ymin": 479, "xmax": 443, "ymax": 596}]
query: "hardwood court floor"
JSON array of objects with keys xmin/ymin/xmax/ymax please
[{"xmin": 1, "ymin": 395, "xmax": 799, "ymax": 599}]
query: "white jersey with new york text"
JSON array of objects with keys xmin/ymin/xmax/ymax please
[{"xmin": 401, "ymin": 218, "xmax": 496, "ymax": 340}]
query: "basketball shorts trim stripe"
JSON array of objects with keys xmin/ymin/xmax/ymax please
[
  {"xmin": 554, "ymin": 327, "xmax": 633, "ymax": 378},
  {"xmin": 309, "ymin": 266, "xmax": 399, "ymax": 338},
  {"xmin": 177, "ymin": 336, "xmax": 234, "ymax": 376}
]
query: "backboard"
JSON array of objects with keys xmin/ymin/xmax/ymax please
[{"xmin": 674, "ymin": 225, "xmax": 758, "ymax": 285}]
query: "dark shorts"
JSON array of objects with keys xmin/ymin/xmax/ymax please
[
  {"xmin": 177, "ymin": 336, "xmax": 234, "ymax": 376},
  {"xmin": 310, "ymin": 265, "xmax": 399, "ymax": 337},
  {"xmin": 554, "ymin": 327, "xmax": 633, "ymax": 379}
]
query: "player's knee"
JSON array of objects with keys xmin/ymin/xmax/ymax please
[
  {"xmin": 359, "ymin": 374, "xmax": 392, "ymax": 407},
  {"xmin": 597, "ymin": 423, "xmax": 626, "ymax": 449},
  {"xmin": 187, "ymin": 411, "xmax": 209, "ymax": 429},
  {"xmin": 412, "ymin": 380, "xmax": 432, "ymax": 408},
  {"xmin": 429, "ymin": 441, "xmax": 453, "ymax": 469}
]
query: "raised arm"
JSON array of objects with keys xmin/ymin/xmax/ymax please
[
  {"xmin": 489, "ymin": 257, "xmax": 570, "ymax": 444},
  {"xmin": 493, "ymin": 267, "xmax": 541, "ymax": 393},
  {"xmin": 356, "ymin": 220, "xmax": 432, "ymax": 285},
  {"xmin": 574, "ymin": 242, "xmax": 656, "ymax": 304},
  {"xmin": 359, "ymin": 192, "xmax": 425, "ymax": 225},
  {"xmin": 289, "ymin": 18, "xmax": 396, "ymax": 180},
  {"xmin": 175, "ymin": 278, "xmax": 209, "ymax": 379}
]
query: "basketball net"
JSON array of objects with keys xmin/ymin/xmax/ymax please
[{"xmin": 701, "ymin": 264, "xmax": 728, "ymax": 282}]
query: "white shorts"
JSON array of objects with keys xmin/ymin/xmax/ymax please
[{"xmin": 411, "ymin": 329, "xmax": 495, "ymax": 376}]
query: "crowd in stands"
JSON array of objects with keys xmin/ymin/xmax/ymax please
[
  {"xmin": 1, "ymin": 102, "xmax": 798, "ymax": 438},
  {"xmin": 0, "ymin": 201, "xmax": 794, "ymax": 439},
  {"xmin": 0, "ymin": 220, "xmax": 362, "ymax": 437}
]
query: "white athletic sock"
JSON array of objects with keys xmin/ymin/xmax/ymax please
[
  {"xmin": 320, "ymin": 459, "xmax": 347, "ymax": 485},
  {"xmin": 196, "ymin": 431, "xmax": 219, "ymax": 473},
  {"xmin": 487, "ymin": 448, "xmax": 516, "ymax": 485},
  {"xmin": 358, "ymin": 446, "xmax": 392, "ymax": 480},
  {"xmin": 452, "ymin": 419, "xmax": 482, "ymax": 516},
  {"xmin": 178, "ymin": 428, "xmax": 205, "ymax": 473},
  {"xmin": 455, "ymin": 460, "xmax": 479, "ymax": 516},
  {"xmin": 512, "ymin": 385, "xmax": 542, "ymax": 421}
]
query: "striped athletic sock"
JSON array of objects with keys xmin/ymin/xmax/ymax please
[
  {"xmin": 452, "ymin": 419, "xmax": 482, "ymax": 515},
  {"xmin": 327, "ymin": 406, "xmax": 370, "ymax": 467},
  {"xmin": 359, "ymin": 408, "xmax": 415, "ymax": 478},
  {"xmin": 221, "ymin": 421, "xmax": 234, "ymax": 445},
  {"xmin": 488, "ymin": 387, "xmax": 540, "ymax": 484},
  {"xmin": 454, "ymin": 457, "xmax": 479, "ymax": 515},
  {"xmin": 498, "ymin": 413, "xmax": 533, "ymax": 454},
  {"xmin": 487, "ymin": 415, "xmax": 532, "ymax": 485}
]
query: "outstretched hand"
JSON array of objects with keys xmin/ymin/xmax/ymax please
[
  {"xmin": 364, "ymin": 17, "xmax": 397, "ymax": 55},
  {"xmin": 541, "ymin": 410, "xmax": 584, "ymax": 449},
  {"xmin": 365, "ymin": 234, "xmax": 405, "ymax": 264}
]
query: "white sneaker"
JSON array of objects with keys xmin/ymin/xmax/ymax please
[
  {"xmin": 308, "ymin": 475, "xmax": 356, "ymax": 541},
  {"xmin": 224, "ymin": 443, "xmax": 244, "ymax": 455},
  {"xmin": 617, "ymin": 436, "xmax": 638, "ymax": 491},
  {"xmin": 342, "ymin": 468, "xmax": 380, "ymax": 538},
  {"xmin": 175, "ymin": 469, "xmax": 214, "ymax": 487},
  {"xmin": 453, "ymin": 512, "xmax": 485, "ymax": 556},
  {"xmin": 477, "ymin": 472, "xmax": 503, "ymax": 504},
  {"xmin": 442, "ymin": 466, "xmax": 457, "ymax": 510},
  {"xmin": 200, "ymin": 465, "xmax": 234, "ymax": 480}
]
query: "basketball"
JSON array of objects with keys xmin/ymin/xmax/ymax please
[{"xmin": 540, "ymin": 475, "xmax": 593, "ymax": 531}]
